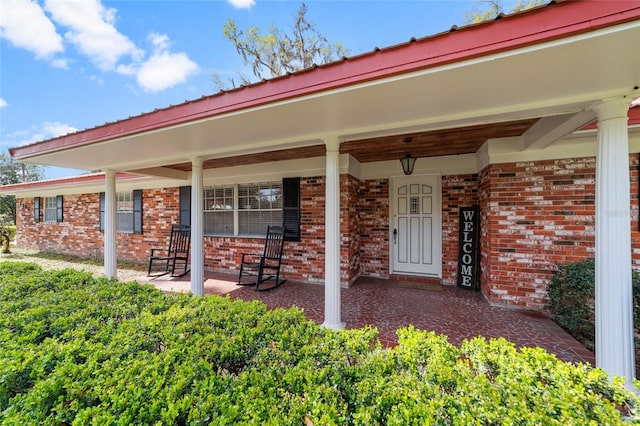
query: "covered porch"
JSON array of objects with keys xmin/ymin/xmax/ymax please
[{"xmin": 139, "ymin": 271, "xmax": 594, "ymax": 366}]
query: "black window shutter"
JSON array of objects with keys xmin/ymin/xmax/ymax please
[
  {"xmin": 56, "ymin": 195, "xmax": 63, "ymax": 222},
  {"xmin": 282, "ymin": 177, "xmax": 300, "ymax": 242},
  {"xmin": 34, "ymin": 197, "xmax": 41, "ymax": 223},
  {"xmin": 99, "ymin": 192, "xmax": 105, "ymax": 232},
  {"xmin": 133, "ymin": 189, "xmax": 143, "ymax": 234},
  {"xmin": 179, "ymin": 186, "xmax": 191, "ymax": 227}
]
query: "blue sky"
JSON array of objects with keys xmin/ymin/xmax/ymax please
[{"xmin": 0, "ymin": 0, "xmax": 507, "ymax": 179}]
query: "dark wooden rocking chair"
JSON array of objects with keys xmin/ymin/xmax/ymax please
[
  {"xmin": 238, "ymin": 225, "xmax": 286, "ymax": 291},
  {"xmin": 147, "ymin": 224, "xmax": 191, "ymax": 277}
]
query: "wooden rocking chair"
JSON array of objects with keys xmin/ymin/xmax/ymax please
[
  {"xmin": 238, "ymin": 225, "xmax": 286, "ymax": 291},
  {"xmin": 147, "ymin": 224, "xmax": 191, "ymax": 277}
]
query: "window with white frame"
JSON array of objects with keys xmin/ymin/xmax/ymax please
[
  {"xmin": 116, "ymin": 191, "xmax": 134, "ymax": 233},
  {"xmin": 99, "ymin": 190, "xmax": 142, "ymax": 234},
  {"xmin": 239, "ymin": 182, "xmax": 282, "ymax": 235},
  {"xmin": 43, "ymin": 196, "xmax": 57, "ymax": 222},
  {"xmin": 204, "ymin": 182, "xmax": 283, "ymax": 236},
  {"xmin": 204, "ymin": 185, "xmax": 234, "ymax": 235}
]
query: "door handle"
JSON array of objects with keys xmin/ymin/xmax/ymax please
[{"xmin": 393, "ymin": 228, "xmax": 398, "ymax": 244}]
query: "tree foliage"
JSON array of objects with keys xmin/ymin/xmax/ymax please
[
  {"xmin": 464, "ymin": 0, "xmax": 549, "ymax": 24},
  {"xmin": 217, "ymin": 3, "xmax": 349, "ymax": 88},
  {"xmin": 0, "ymin": 215, "xmax": 15, "ymax": 253},
  {"xmin": 0, "ymin": 153, "xmax": 43, "ymax": 224}
]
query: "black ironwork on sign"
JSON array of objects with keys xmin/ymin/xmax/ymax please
[{"xmin": 457, "ymin": 205, "xmax": 480, "ymax": 290}]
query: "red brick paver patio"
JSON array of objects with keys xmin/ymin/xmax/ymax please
[{"xmin": 138, "ymin": 272, "xmax": 594, "ymax": 366}]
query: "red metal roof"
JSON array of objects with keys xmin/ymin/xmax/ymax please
[
  {"xmin": 9, "ymin": 0, "xmax": 640, "ymax": 161},
  {"xmin": 629, "ymin": 104, "xmax": 640, "ymax": 126},
  {"xmin": 579, "ymin": 105, "xmax": 640, "ymax": 131},
  {"xmin": 0, "ymin": 172, "xmax": 142, "ymax": 192}
]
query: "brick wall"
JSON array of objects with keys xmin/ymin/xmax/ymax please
[
  {"xmin": 478, "ymin": 166, "xmax": 493, "ymax": 301},
  {"xmin": 358, "ymin": 178, "xmax": 390, "ymax": 278},
  {"xmin": 442, "ymin": 174, "xmax": 479, "ymax": 285},
  {"xmin": 357, "ymin": 174, "xmax": 480, "ymax": 284},
  {"xmin": 14, "ymin": 178, "xmax": 362, "ymax": 285},
  {"xmin": 631, "ymin": 155, "xmax": 640, "ymax": 266},
  {"xmin": 16, "ymin": 189, "xmax": 181, "ymax": 263},
  {"xmin": 479, "ymin": 159, "xmax": 597, "ymax": 308},
  {"xmin": 478, "ymin": 155, "xmax": 640, "ymax": 309},
  {"xmin": 16, "ymin": 155, "xmax": 640, "ymax": 310},
  {"xmin": 16, "ymin": 176, "xmax": 471, "ymax": 288},
  {"xmin": 201, "ymin": 175, "xmax": 361, "ymax": 285},
  {"xmin": 342, "ymin": 174, "xmax": 361, "ymax": 285},
  {"xmin": 202, "ymin": 177, "xmax": 328, "ymax": 284},
  {"xmin": 17, "ymin": 194, "xmax": 104, "ymax": 258}
]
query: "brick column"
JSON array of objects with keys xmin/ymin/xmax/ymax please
[
  {"xmin": 594, "ymin": 97, "xmax": 635, "ymax": 386},
  {"xmin": 190, "ymin": 158, "xmax": 204, "ymax": 296},
  {"xmin": 104, "ymin": 169, "xmax": 117, "ymax": 279},
  {"xmin": 323, "ymin": 137, "xmax": 345, "ymax": 329}
]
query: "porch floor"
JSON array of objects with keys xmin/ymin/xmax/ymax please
[{"xmin": 137, "ymin": 272, "xmax": 594, "ymax": 366}]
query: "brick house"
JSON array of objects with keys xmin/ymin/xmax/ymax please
[{"xmin": 2, "ymin": 1, "xmax": 640, "ymax": 384}]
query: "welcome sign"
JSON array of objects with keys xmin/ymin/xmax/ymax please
[{"xmin": 457, "ymin": 206, "xmax": 480, "ymax": 290}]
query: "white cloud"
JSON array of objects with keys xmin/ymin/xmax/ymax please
[
  {"xmin": 115, "ymin": 63, "xmax": 137, "ymax": 77},
  {"xmin": 149, "ymin": 32, "xmax": 171, "ymax": 52},
  {"xmin": 227, "ymin": 0, "xmax": 255, "ymax": 9},
  {"xmin": 135, "ymin": 32, "xmax": 200, "ymax": 92},
  {"xmin": 136, "ymin": 52, "xmax": 200, "ymax": 93},
  {"xmin": 0, "ymin": 98, "xmax": 7, "ymax": 109},
  {"xmin": 42, "ymin": 121, "xmax": 78, "ymax": 139},
  {"xmin": 1, "ymin": 1, "xmax": 199, "ymax": 93},
  {"xmin": 6, "ymin": 121, "xmax": 78, "ymax": 147},
  {"xmin": 44, "ymin": 0, "xmax": 143, "ymax": 71},
  {"xmin": 0, "ymin": 0, "xmax": 64, "ymax": 60}
]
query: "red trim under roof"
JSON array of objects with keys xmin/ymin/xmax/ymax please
[
  {"xmin": 632, "ymin": 105, "xmax": 640, "ymax": 125},
  {"xmin": 0, "ymin": 172, "xmax": 142, "ymax": 192},
  {"xmin": 9, "ymin": 1, "xmax": 640, "ymax": 160},
  {"xmin": 580, "ymin": 105, "xmax": 640, "ymax": 130}
]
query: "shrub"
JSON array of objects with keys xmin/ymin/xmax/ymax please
[
  {"xmin": 547, "ymin": 258, "xmax": 640, "ymax": 352},
  {"xmin": 0, "ymin": 216, "xmax": 15, "ymax": 253},
  {"xmin": 1, "ymin": 262, "xmax": 639, "ymax": 424},
  {"xmin": 546, "ymin": 258, "xmax": 596, "ymax": 351}
]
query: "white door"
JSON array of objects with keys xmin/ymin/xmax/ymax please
[{"xmin": 391, "ymin": 174, "xmax": 442, "ymax": 277}]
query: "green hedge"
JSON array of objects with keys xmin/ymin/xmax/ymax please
[
  {"xmin": 1, "ymin": 261, "xmax": 639, "ymax": 424},
  {"xmin": 547, "ymin": 258, "xmax": 640, "ymax": 352}
]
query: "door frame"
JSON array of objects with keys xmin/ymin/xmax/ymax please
[{"xmin": 388, "ymin": 173, "xmax": 443, "ymax": 278}]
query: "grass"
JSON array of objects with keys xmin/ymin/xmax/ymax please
[{"xmin": 0, "ymin": 246, "xmax": 148, "ymax": 272}]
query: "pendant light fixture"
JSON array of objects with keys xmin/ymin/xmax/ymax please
[{"xmin": 400, "ymin": 136, "xmax": 416, "ymax": 175}]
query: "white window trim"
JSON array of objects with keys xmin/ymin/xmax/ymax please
[
  {"xmin": 43, "ymin": 196, "xmax": 57, "ymax": 222},
  {"xmin": 203, "ymin": 182, "xmax": 282, "ymax": 237},
  {"xmin": 116, "ymin": 191, "xmax": 134, "ymax": 233}
]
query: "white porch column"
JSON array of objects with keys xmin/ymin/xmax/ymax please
[
  {"xmin": 323, "ymin": 137, "xmax": 345, "ymax": 329},
  {"xmin": 594, "ymin": 97, "xmax": 634, "ymax": 386},
  {"xmin": 103, "ymin": 169, "xmax": 117, "ymax": 279},
  {"xmin": 190, "ymin": 158, "xmax": 204, "ymax": 296}
]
